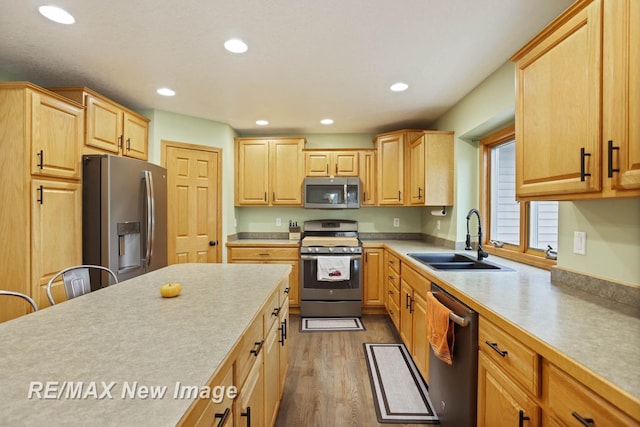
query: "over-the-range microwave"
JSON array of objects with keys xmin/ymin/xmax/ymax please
[{"xmin": 303, "ymin": 177, "xmax": 360, "ymax": 209}]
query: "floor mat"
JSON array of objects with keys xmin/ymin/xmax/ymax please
[
  {"xmin": 364, "ymin": 343, "xmax": 439, "ymax": 424},
  {"xmin": 300, "ymin": 317, "xmax": 365, "ymax": 332}
]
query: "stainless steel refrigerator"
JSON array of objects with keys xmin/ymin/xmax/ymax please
[{"xmin": 82, "ymin": 154, "xmax": 167, "ymax": 286}]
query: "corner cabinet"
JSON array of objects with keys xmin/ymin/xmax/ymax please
[
  {"xmin": 235, "ymin": 138, "xmax": 305, "ymax": 206},
  {"xmin": 358, "ymin": 150, "xmax": 377, "ymax": 205},
  {"xmin": 48, "ymin": 87, "xmax": 150, "ymax": 160},
  {"xmin": 408, "ymin": 131, "xmax": 454, "ymax": 206},
  {"xmin": 0, "ymin": 83, "xmax": 84, "ymax": 320},
  {"xmin": 511, "ymin": 0, "xmax": 640, "ymax": 200}
]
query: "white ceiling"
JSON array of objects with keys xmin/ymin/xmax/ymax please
[{"xmin": 0, "ymin": 0, "xmax": 573, "ymax": 135}]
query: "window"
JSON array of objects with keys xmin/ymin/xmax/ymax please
[{"xmin": 480, "ymin": 125, "xmax": 558, "ymax": 266}]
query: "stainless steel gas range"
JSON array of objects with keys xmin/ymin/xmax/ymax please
[{"xmin": 299, "ymin": 219, "xmax": 362, "ymax": 317}]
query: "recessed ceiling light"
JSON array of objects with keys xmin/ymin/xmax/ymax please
[
  {"xmin": 256, "ymin": 120, "xmax": 269, "ymax": 126},
  {"xmin": 224, "ymin": 39, "xmax": 248, "ymax": 54},
  {"xmin": 390, "ymin": 82, "xmax": 409, "ymax": 92},
  {"xmin": 38, "ymin": 5, "xmax": 75, "ymax": 24},
  {"xmin": 320, "ymin": 118, "xmax": 334, "ymax": 125},
  {"xmin": 157, "ymin": 88, "xmax": 175, "ymax": 97}
]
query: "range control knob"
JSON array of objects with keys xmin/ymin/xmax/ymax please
[
  {"xmin": 350, "ymin": 247, "xmax": 355, "ymax": 253},
  {"xmin": 328, "ymin": 247, "xmax": 333, "ymax": 253}
]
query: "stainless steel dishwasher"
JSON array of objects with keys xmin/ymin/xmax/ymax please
[{"xmin": 428, "ymin": 283, "xmax": 478, "ymax": 427}]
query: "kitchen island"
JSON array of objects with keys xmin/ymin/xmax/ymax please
[{"xmin": 0, "ymin": 263, "xmax": 291, "ymax": 427}]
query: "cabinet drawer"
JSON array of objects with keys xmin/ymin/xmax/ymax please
[
  {"xmin": 236, "ymin": 315, "xmax": 264, "ymax": 389},
  {"xmin": 387, "ymin": 295, "xmax": 400, "ymax": 330},
  {"xmin": 229, "ymin": 246, "xmax": 298, "ymax": 261},
  {"xmin": 479, "ymin": 318, "xmax": 540, "ymax": 396},
  {"xmin": 194, "ymin": 367, "xmax": 234, "ymax": 427},
  {"xmin": 386, "ymin": 277, "xmax": 400, "ymax": 308},
  {"xmin": 387, "ymin": 252, "xmax": 401, "ymax": 275},
  {"xmin": 264, "ymin": 289, "xmax": 281, "ymax": 331},
  {"xmin": 544, "ymin": 361, "xmax": 638, "ymax": 427}
]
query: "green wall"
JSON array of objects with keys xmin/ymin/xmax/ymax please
[{"xmin": 430, "ymin": 61, "xmax": 640, "ymax": 285}]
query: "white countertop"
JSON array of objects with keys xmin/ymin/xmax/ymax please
[{"xmin": 0, "ymin": 263, "xmax": 291, "ymax": 427}]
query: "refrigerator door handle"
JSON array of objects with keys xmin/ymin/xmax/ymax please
[{"xmin": 143, "ymin": 170, "xmax": 155, "ymax": 268}]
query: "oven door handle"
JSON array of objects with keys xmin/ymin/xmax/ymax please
[{"xmin": 301, "ymin": 255, "xmax": 362, "ymax": 261}]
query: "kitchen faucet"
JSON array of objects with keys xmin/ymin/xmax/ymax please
[{"xmin": 466, "ymin": 209, "xmax": 488, "ymax": 261}]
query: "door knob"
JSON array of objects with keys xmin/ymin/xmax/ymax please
[{"xmin": 209, "ymin": 240, "xmax": 218, "ymax": 246}]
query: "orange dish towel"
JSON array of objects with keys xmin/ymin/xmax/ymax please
[{"xmin": 426, "ymin": 292, "xmax": 455, "ymax": 365}]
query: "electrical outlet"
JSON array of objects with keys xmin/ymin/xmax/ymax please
[
  {"xmin": 437, "ymin": 220, "xmax": 441, "ymax": 230},
  {"xmin": 275, "ymin": 218, "xmax": 282, "ymax": 227},
  {"xmin": 573, "ymin": 231, "xmax": 586, "ymax": 255},
  {"xmin": 393, "ymin": 218, "xmax": 400, "ymax": 227}
]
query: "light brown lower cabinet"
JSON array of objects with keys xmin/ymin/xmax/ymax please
[
  {"xmin": 477, "ymin": 351, "xmax": 540, "ymax": 427},
  {"xmin": 363, "ymin": 248, "xmax": 385, "ymax": 309},
  {"xmin": 179, "ymin": 275, "xmax": 290, "ymax": 427},
  {"xmin": 477, "ymin": 316, "xmax": 640, "ymax": 427}
]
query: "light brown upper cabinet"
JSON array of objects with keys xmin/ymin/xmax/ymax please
[
  {"xmin": 375, "ymin": 129, "xmax": 423, "ymax": 205},
  {"xmin": 235, "ymin": 137, "xmax": 306, "ymax": 206},
  {"xmin": 49, "ymin": 87, "xmax": 150, "ymax": 161},
  {"xmin": 359, "ymin": 149, "xmax": 377, "ymax": 205},
  {"xmin": 511, "ymin": 0, "xmax": 640, "ymax": 200},
  {"xmin": 304, "ymin": 149, "xmax": 359, "ymax": 177},
  {"xmin": 408, "ymin": 131, "xmax": 454, "ymax": 206}
]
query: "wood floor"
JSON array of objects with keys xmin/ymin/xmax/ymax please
[{"xmin": 274, "ymin": 314, "xmax": 418, "ymax": 427}]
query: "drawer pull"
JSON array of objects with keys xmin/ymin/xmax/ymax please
[
  {"xmin": 284, "ymin": 287, "xmax": 290, "ymax": 294},
  {"xmin": 518, "ymin": 410, "xmax": 530, "ymax": 427},
  {"xmin": 258, "ymin": 253, "xmax": 270, "ymax": 256},
  {"xmin": 214, "ymin": 407, "xmax": 231, "ymax": 427},
  {"xmin": 250, "ymin": 340, "xmax": 264, "ymax": 356},
  {"xmin": 388, "ymin": 290, "xmax": 394, "ymax": 296},
  {"xmin": 388, "ymin": 275, "xmax": 396, "ymax": 280},
  {"xmin": 271, "ymin": 307, "xmax": 281, "ymax": 317},
  {"xmin": 240, "ymin": 406, "xmax": 251, "ymax": 426},
  {"xmin": 571, "ymin": 412, "xmax": 595, "ymax": 426},
  {"xmin": 485, "ymin": 341, "xmax": 508, "ymax": 357}
]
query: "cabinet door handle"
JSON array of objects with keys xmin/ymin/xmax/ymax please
[
  {"xmin": 335, "ymin": 164, "xmax": 338, "ymax": 174},
  {"xmin": 409, "ymin": 297, "xmax": 414, "ymax": 314},
  {"xmin": 485, "ymin": 341, "xmax": 508, "ymax": 357},
  {"xmin": 580, "ymin": 148, "xmax": 592, "ymax": 181},
  {"xmin": 418, "ymin": 187, "xmax": 422, "ymax": 200},
  {"xmin": 279, "ymin": 318, "xmax": 287, "ymax": 345},
  {"xmin": 118, "ymin": 135, "xmax": 123, "ymax": 149},
  {"xmin": 264, "ymin": 192, "xmax": 267, "ymax": 201},
  {"xmin": 363, "ymin": 191, "xmax": 367, "ymax": 201},
  {"xmin": 209, "ymin": 240, "xmax": 218, "ymax": 246},
  {"xmin": 607, "ymin": 140, "xmax": 620, "ymax": 178},
  {"xmin": 571, "ymin": 412, "xmax": 595, "ymax": 426},
  {"xmin": 37, "ymin": 185, "xmax": 44, "ymax": 204},
  {"xmin": 250, "ymin": 340, "xmax": 264, "ymax": 356},
  {"xmin": 37, "ymin": 150, "xmax": 44, "ymax": 169},
  {"xmin": 126, "ymin": 137, "xmax": 131, "ymax": 151},
  {"xmin": 272, "ymin": 191, "xmax": 275, "ymax": 202},
  {"xmin": 398, "ymin": 190, "xmax": 401, "ymax": 201},
  {"xmin": 214, "ymin": 408, "xmax": 231, "ymax": 427},
  {"xmin": 518, "ymin": 410, "xmax": 530, "ymax": 427},
  {"xmin": 405, "ymin": 293, "xmax": 411, "ymax": 309},
  {"xmin": 240, "ymin": 406, "xmax": 251, "ymax": 427}
]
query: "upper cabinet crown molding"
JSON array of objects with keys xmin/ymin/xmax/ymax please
[
  {"xmin": 511, "ymin": 0, "xmax": 640, "ymax": 200},
  {"xmin": 48, "ymin": 87, "xmax": 150, "ymax": 161}
]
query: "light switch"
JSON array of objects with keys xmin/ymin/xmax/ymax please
[
  {"xmin": 573, "ymin": 231, "xmax": 586, "ymax": 255},
  {"xmin": 275, "ymin": 218, "xmax": 282, "ymax": 227}
]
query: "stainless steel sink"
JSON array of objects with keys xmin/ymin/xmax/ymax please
[{"xmin": 407, "ymin": 253, "xmax": 512, "ymax": 271}]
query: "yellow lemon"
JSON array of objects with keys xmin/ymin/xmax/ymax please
[{"xmin": 160, "ymin": 282, "xmax": 182, "ymax": 298}]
